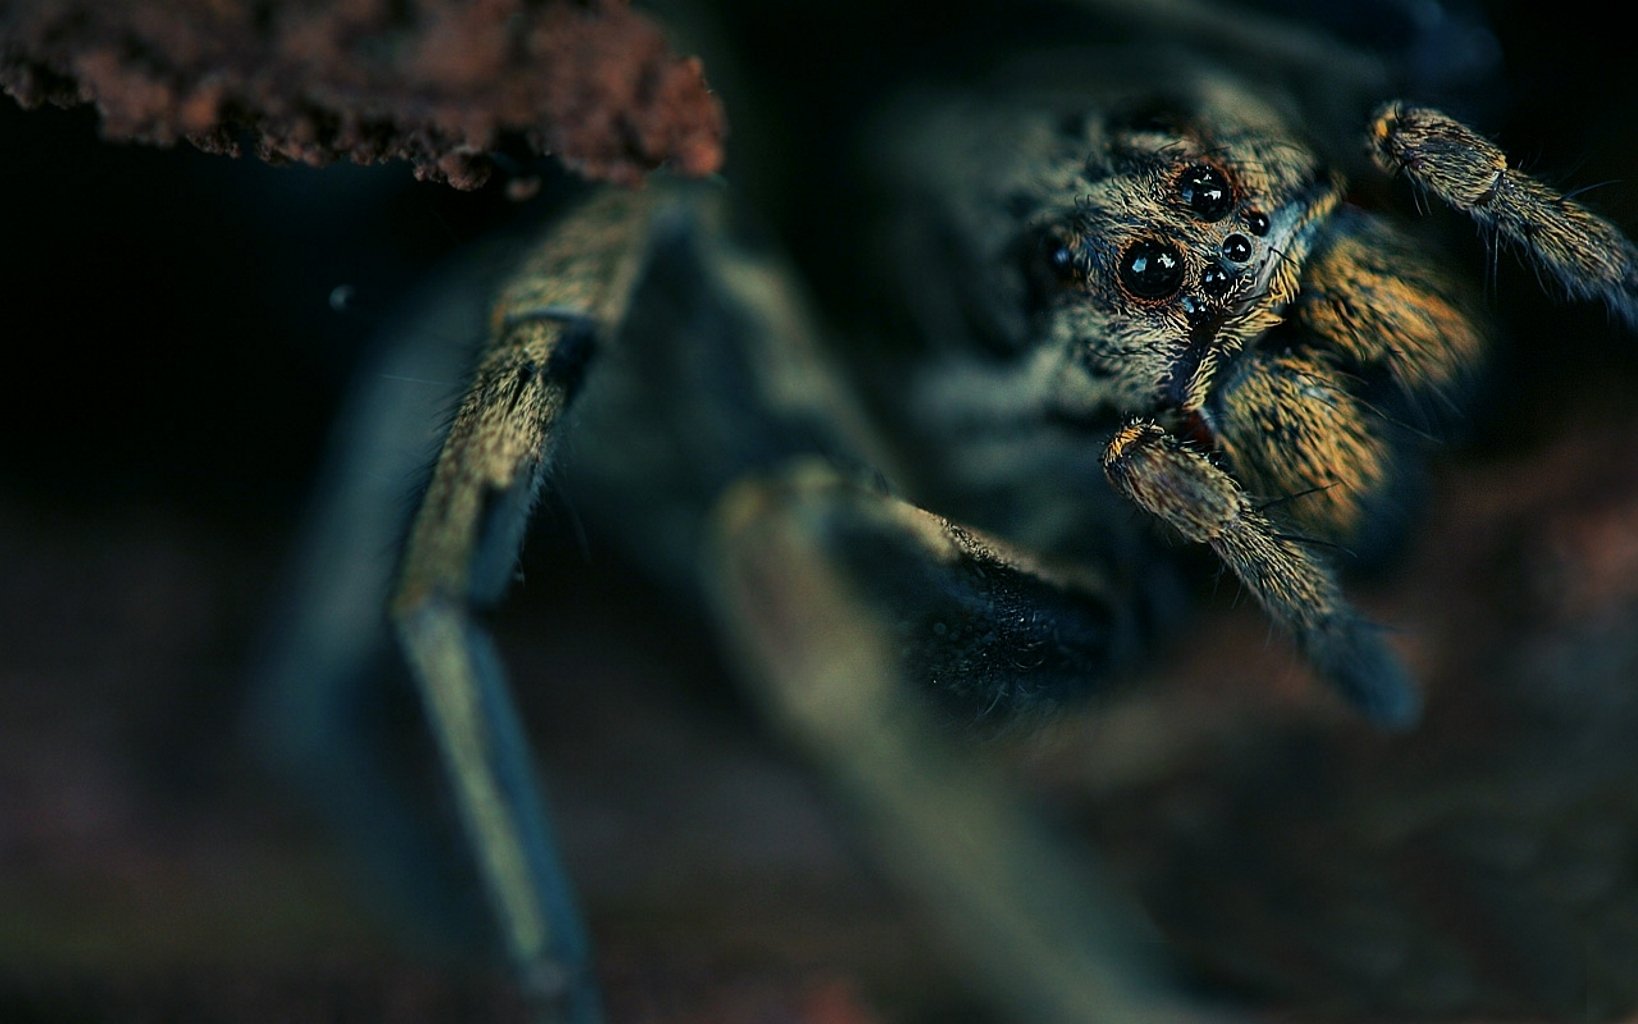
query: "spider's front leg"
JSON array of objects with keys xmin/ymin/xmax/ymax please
[
  {"xmin": 1370, "ymin": 102, "xmax": 1638, "ymax": 325},
  {"xmin": 1102, "ymin": 420, "xmax": 1418, "ymax": 727},
  {"xmin": 389, "ymin": 187, "xmax": 657, "ymax": 1020}
]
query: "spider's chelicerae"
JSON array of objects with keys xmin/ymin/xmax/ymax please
[{"xmin": 269, "ymin": 6, "xmax": 1638, "ymax": 1022}]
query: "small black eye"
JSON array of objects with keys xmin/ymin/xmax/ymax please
[
  {"xmin": 1201, "ymin": 265, "xmax": 1235, "ymax": 297},
  {"xmin": 1030, "ymin": 230, "xmax": 1082, "ymax": 287},
  {"xmin": 1118, "ymin": 239, "xmax": 1185, "ymax": 300},
  {"xmin": 1245, "ymin": 210, "xmax": 1270, "ymax": 236},
  {"xmin": 1177, "ymin": 164, "xmax": 1233, "ymax": 221},
  {"xmin": 1025, "ymin": 231, "xmax": 1085, "ymax": 309},
  {"xmin": 1044, "ymin": 240, "xmax": 1077, "ymax": 281},
  {"xmin": 1222, "ymin": 234, "xmax": 1253, "ymax": 263}
]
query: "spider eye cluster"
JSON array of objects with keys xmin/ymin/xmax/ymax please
[{"xmin": 1110, "ymin": 162, "xmax": 1259, "ymax": 304}]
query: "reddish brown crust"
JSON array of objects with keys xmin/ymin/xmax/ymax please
[{"xmin": 0, "ymin": 0, "xmax": 727, "ymax": 188}]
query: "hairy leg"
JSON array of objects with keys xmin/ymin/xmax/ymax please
[
  {"xmin": 1103, "ymin": 421, "xmax": 1417, "ymax": 727},
  {"xmin": 250, "ymin": 230, "xmax": 523, "ymax": 953},
  {"xmin": 1292, "ymin": 205, "xmax": 1486, "ymax": 402},
  {"xmin": 1370, "ymin": 102, "xmax": 1638, "ymax": 325},
  {"xmin": 390, "ymin": 187, "xmax": 658, "ymax": 1020},
  {"xmin": 709, "ymin": 459, "xmax": 1216, "ymax": 1023}
]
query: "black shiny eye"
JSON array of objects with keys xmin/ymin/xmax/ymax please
[
  {"xmin": 1201, "ymin": 265, "xmax": 1235, "ymax": 297},
  {"xmin": 1025, "ymin": 231, "xmax": 1085, "ymax": 309},
  {"xmin": 1177, "ymin": 164, "xmax": 1233, "ymax": 221},
  {"xmin": 1222, "ymin": 233, "xmax": 1253, "ymax": 263},
  {"xmin": 1030, "ymin": 230, "xmax": 1082, "ymax": 288},
  {"xmin": 1118, "ymin": 239, "xmax": 1185, "ymax": 300},
  {"xmin": 1245, "ymin": 210, "xmax": 1270, "ymax": 236},
  {"xmin": 1043, "ymin": 239, "xmax": 1078, "ymax": 281}
]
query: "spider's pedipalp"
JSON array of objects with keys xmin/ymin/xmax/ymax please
[{"xmin": 1103, "ymin": 421, "xmax": 1419, "ymax": 727}]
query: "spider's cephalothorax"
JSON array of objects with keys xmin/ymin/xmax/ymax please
[
  {"xmin": 1034, "ymin": 96, "xmax": 1482, "ymax": 539},
  {"xmin": 865, "ymin": 71, "xmax": 1493, "ymax": 729},
  {"xmin": 1024, "ymin": 94, "xmax": 1345, "ymax": 416}
]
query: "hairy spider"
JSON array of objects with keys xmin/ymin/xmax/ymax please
[{"xmin": 258, "ymin": 2, "xmax": 1638, "ymax": 1021}]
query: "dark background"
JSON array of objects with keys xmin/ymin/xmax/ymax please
[{"xmin": 4, "ymin": 2, "xmax": 1638, "ymax": 1021}]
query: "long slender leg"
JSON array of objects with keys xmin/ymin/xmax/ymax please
[
  {"xmin": 250, "ymin": 231, "xmax": 520, "ymax": 952},
  {"xmin": 389, "ymin": 187, "xmax": 657, "ymax": 1020},
  {"xmin": 1102, "ymin": 420, "xmax": 1418, "ymax": 728},
  {"xmin": 709, "ymin": 459, "xmax": 1222, "ymax": 1024},
  {"xmin": 1369, "ymin": 102, "xmax": 1638, "ymax": 325}
]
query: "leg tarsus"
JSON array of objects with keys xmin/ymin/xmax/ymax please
[{"xmin": 248, "ymin": 232, "xmax": 538, "ymax": 960}]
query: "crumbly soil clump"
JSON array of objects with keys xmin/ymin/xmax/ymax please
[{"xmin": 0, "ymin": 0, "xmax": 726, "ymax": 187}]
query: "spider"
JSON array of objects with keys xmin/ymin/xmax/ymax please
[{"xmin": 254, "ymin": 2, "xmax": 1638, "ymax": 1021}]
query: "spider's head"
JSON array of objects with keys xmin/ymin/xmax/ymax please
[{"xmin": 1020, "ymin": 97, "xmax": 1343, "ymax": 415}]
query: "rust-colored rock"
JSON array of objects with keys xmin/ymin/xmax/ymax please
[{"xmin": 0, "ymin": 0, "xmax": 726, "ymax": 188}]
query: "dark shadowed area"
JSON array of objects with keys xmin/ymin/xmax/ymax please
[{"xmin": 3, "ymin": 1, "xmax": 1638, "ymax": 1022}]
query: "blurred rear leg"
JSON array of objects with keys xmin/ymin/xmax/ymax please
[{"xmin": 710, "ymin": 460, "xmax": 1219, "ymax": 1024}]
